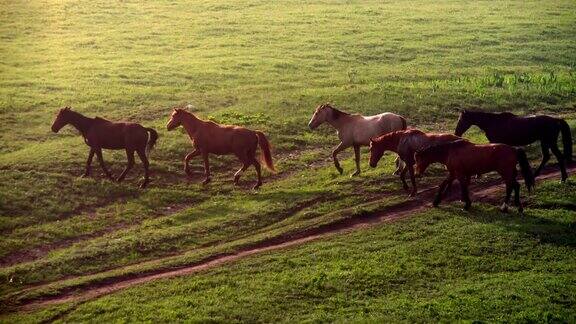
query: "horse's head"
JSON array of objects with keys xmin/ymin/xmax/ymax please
[
  {"xmin": 51, "ymin": 107, "xmax": 72, "ymax": 133},
  {"xmin": 167, "ymin": 108, "xmax": 186, "ymax": 131},
  {"xmin": 369, "ymin": 136, "xmax": 387, "ymax": 168},
  {"xmin": 454, "ymin": 110, "xmax": 472, "ymax": 136},
  {"xmin": 308, "ymin": 103, "xmax": 333, "ymax": 130}
]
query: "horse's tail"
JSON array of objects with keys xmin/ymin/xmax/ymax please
[
  {"xmin": 558, "ymin": 119, "xmax": 573, "ymax": 163},
  {"xmin": 516, "ymin": 148, "xmax": 534, "ymax": 192},
  {"xmin": 255, "ymin": 131, "xmax": 275, "ymax": 172},
  {"xmin": 145, "ymin": 127, "xmax": 158, "ymax": 155}
]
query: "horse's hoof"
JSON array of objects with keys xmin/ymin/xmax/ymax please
[
  {"xmin": 518, "ymin": 207, "xmax": 524, "ymax": 214},
  {"xmin": 252, "ymin": 183, "xmax": 262, "ymax": 190},
  {"xmin": 350, "ymin": 171, "xmax": 360, "ymax": 177},
  {"xmin": 202, "ymin": 178, "xmax": 211, "ymax": 185},
  {"xmin": 432, "ymin": 201, "xmax": 440, "ymax": 208},
  {"xmin": 336, "ymin": 168, "xmax": 343, "ymax": 175},
  {"xmin": 139, "ymin": 181, "xmax": 149, "ymax": 189},
  {"xmin": 409, "ymin": 192, "xmax": 416, "ymax": 198},
  {"xmin": 80, "ymin": 174, "xmax": 89, "ymax": 178}
]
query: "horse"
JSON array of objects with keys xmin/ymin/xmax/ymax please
[
  {"xmin": 414, "ymin": 140, "xmax": 534, "ymax": 212},
  {"xmin": 455, "ymin": 110, "xmax": 573, "ymax": 182},
  {"xmin": 166, "ymin": 108, "xmax": 275, "ymax": 189},
  {"xmin": 308, "ymin": 103, "xmax": 407, "ymax": 176},
  {"xmin": 51, "ymin": 107, "xmax": 158, "ymax": 188},
  {"xmin": 369, "ymin": 129, "xmax": 461, "ymax": 197}
]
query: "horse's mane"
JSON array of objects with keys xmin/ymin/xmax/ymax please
[
  {"xmin": 372, "ymin": 129, "xmax": 418, "ymax": 143},
  {"xmin": 418, "ymin": 139, "xmax": 469, "ymax": 156},
  {"xmin": 463, "ymin": 110, "xmax": 517, "ymax": 120},
  {"xmin": 323, "ymin": 104, "xmax": 350, "ymax": 120}
]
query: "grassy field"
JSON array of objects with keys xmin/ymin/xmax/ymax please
[
  {"xmin": 1, "ymin": 0, "xmax": 576, "ymax": 321},
  {"xmin": 4, "ymin": 179, "xmax": 576, "ymax": 323}
]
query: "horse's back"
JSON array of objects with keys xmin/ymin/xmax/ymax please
[
  {"xmin": 449, "ymin": 142, "xmax": 516, "ymax": 176},
  {"xmin": 350, "ymin": 113, "xmax": 404, "ymax": 145},
  {"xmin": 196, "ymin": 122, "xmax": 258, "ymax": 154},
  {"xmin": 88, "ymin": 118, "xmax": 148, "ymax": 149},
  {"xmin": 372, "ymin": 112, "xmax": 405, "ymax": 134}
]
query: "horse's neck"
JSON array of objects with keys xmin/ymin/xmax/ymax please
[
  {"xmin": 181, "ymin": 114, "xmax": 203, "ymax": 138},
  {"xmin": 325, "ymin": 112, "xmax": 352, "ymax": 131},
  {"xmin": 470, "ymin": 112, "xmax": 497, "ymax": 133},
  {"xmin": 68, "ymin": 113, "xmax": 94, "ymax": 136},
  {"xmin": 383, "ymin": 134, "xmax": 402, "ymax": 152}
]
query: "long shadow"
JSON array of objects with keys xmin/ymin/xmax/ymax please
[{"xmin": 442, "ymin": 204, "xmax": 576, "ymax": 248}]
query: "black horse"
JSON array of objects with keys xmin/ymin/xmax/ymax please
[{"xmin": 455, "ymin": 110, "xmax": 573, "ymax": 181}]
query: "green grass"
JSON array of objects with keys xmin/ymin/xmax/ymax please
[
  {"xmin": 4, "ymin": 179, "xmax": 575, "ymax": 323},
  {"xmin": 1, "ymin": 0, "xmax": 576, "ymax": 321}
]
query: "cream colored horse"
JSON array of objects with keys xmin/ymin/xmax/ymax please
[{"xmin": 308, "ymin": 103, "xmax": 407, "ymax": 176}]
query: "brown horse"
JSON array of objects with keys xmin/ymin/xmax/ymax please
[
  {"xmin": 166, "ymin": 108, "xmax": 275, "ymax": 189},
  {"xmin": 414, "ymin": 140, "xmax": 534, "ymax": 212},
  {"xmin": 369, "ymin": 129, "xmax": 461, "ymax": 197},
  {"xmin": 51, "ymin": 107, "xmax": 158, "ymax": 188}
]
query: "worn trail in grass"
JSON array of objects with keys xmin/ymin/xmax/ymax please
[{"xmin": 6, "ymin": 165, "xmax": 573, "ymax": 314}]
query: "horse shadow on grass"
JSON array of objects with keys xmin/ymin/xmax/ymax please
[{"xmin": 441, "ymin": 204, "xmax": 576, "ymax": 248}]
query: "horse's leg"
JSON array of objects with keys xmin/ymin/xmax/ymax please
[
  {"xmin": 200, "ymin": 152, "xmax": 211, "ymax": 185},
  {"xmin": 459, "ymin": 175, "xmax": 472, "ymax": 211},
  {"xmin": 407, "ymin": 163, "xmax": 417, "ymax": 197},
  {"xmin": 550, "ymin": 142, "xmax": 568, "ymax": 182},
  {"xmin": 433, "ymin": 174, "xmax": 454, "ymax": 207},
  {"xmin": 234, "ymin": 163, "xmax": 249, "ymax": 185},
  {"xmin": 534, "ymin": 142, "xmax": 550, "ymax": 177},
  {"xmin": 351, "ymin": 145, "xmax": 361, "ymax": 177},
  {"xmin": 136, "ymin": 149, "xmax": 150, "ymax": 189},
  {"xmin": 252, "ymin": 159, "xmax": 263, "ymax": 190},
  {"xmin": 82, "ymin": 148, "xmax": 95, "ymax": 177},
  {"xmin": 234, "ymin": 150, "xmax": 251, "ymax": 186},
  {"xmin": 184, "ymin": 149, "xmax": 200, "ymax": 177},
  {"xmin": 393, "ymin": 157, "xmax": 404, "ymax": 175},
  {"xmin": 501, "ymin": 181, "xmax": 513, "ymax": 213},
  {"xmin": 116, "ymin": 149, "xmax": 135, "ymax": 182},
  {"xmin": 95, "ymin": 149, "xmax": 113, "ymax": 179},
  {"xmin": 513, "ymin": 181, "xmax": 523, "ymax": 213},
  {"xmin": 400, "ymin": 165, "xmax": 409, "ymax": 192},
  {"xmin": 332, "ymin": 142, "xmax": 347, "ymax": 175}
]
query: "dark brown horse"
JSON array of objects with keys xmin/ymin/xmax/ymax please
[
  {"xmin": 414, "ymin": 140, "xmax": 534, "ymax": 212},
  {"xmin": 51, "ymin": 107, "xmax": 158, "ymax": 188},
  {"xmin": 455, "ymin": 110, "xmax": 573, "ymax": 181},
  {"xmin": 369, "ymin": 129, "xmax": 461, "ymax": 197},
  {"xmin": 166, "ymin": 108, "xmax": 275, "ymax": 189}
]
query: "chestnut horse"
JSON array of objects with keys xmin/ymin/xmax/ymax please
[
  {"xmin": 455, "ymin": 110, "xmax": 573, "ymax": 181},
  {"xmin": 369, "ymin": 129, "xmax": 461, "ymax": 197},
  {"xmin": 166, "ymin": 108, "xmax": 275, "ymax": 189},
  {"xmin": 414, "ymin": 140, "xmax": 534, "ymax": 212},
  {"xmin": 51, "ymin": 107, "xmax": 158, "ymax": 188},
  {"xmin": 308, "ymin": 103, "xmax": 406, "ymax": 176}
]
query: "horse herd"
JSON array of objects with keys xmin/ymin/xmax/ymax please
[{"xmin": 51, "ymin": 104, "xmax": 573, "ymax": 212}]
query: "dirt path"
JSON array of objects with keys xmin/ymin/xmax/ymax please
[{"xmin": 14, "ymin": 166, "xmax": 574, "ymax": 312}]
